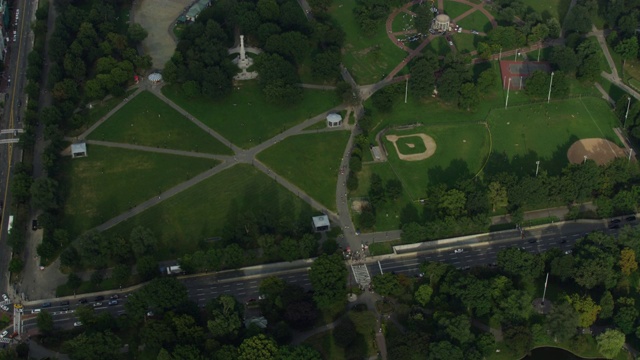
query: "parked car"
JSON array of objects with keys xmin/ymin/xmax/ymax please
[
  {"xmin": 60, "ymin": 301, "xmax": 69, "ymax": 306},
  {"xmin": 110, "ymin": 295, "xmax": 119, "ymax": 300},
  {"xmin": 528, "ymin": 238, "xmax": 537, "ymax": 243},
  {"xmin": 95, "ymin": 296, "xmax": 104, "ymax": 301},
  {"xmin": 1, "ymin": 330, "xmax": 8, "ymax": 338},
  {"xmin": 609, "ymin": 223, "xmax": 621, "ymax": 229},
  {"xmin": 42, "ymin": 302, "xmax": 51, "ymax": 308},
  {"xmin": 454, "ymin": 248, "xmax": 464, "ymax": 254},
  {"xmin": 78, "ymin": 299, "xmax": 88, "ymax": 304},
  {"xmin": 62, "ymin": 307, "xmax": 69, "ymax": 311},
  {"xmin": 31, "ymin": 219, "xmax": 38, "ymax": 231},
  {"xmin": 626, "ymin": 215, "xmax": 637, "ymax": 222},
  {"xmin": 2, "ymin": 294, "xmax": 8, "ymax": 302},
  {"xmin": 93, "ymin": 302, "xmax": 103, "ymax": 307},
  {"xmin": 565, "ymin": 250, "xmax": 573, "ymax": 255},
  {"xmin": 0, "ymin": 305, "xmax": 9, "ymax": 312},
  {"xmin": 610, "ymin": 218, "xmax": 622, "ymax": 224},
  {"xmin": 108, "ymin": 300, "xmax": 118, "ymax": 306},
  {"xmin": 73, "ymin": 322, "xmax": 83, "ymax": 327},
  {"xmin": 448, "ymin": 40, "xmax": 453, "ymax": 46}
]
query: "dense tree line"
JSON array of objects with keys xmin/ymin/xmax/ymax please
[
  {"xmin": 375, "ymin": 227, "xmax": 640, "ymax": 359},
  {"xmin": 353, "ymin": 0, "xmax": 403, "ymax": 36},
  {"xmin": 164, "ymin": 0, "xmax": 345, "ymax": 105},
  {"xmin": 399, "ymin": 156, "xmax": 640, "ymax": 244}
]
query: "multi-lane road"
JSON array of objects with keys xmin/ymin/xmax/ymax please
[
  {"xmin": 0, "ymin": 0, "xmax": 36, "ymax": 296},
  {"xmin": 14, "ymin": 220, "xmax": 631, "ymax": 332}
]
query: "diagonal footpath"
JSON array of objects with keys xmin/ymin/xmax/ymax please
[{"xmin": 83, "ymin": 139, "xmax": 232, "ymax": 161}]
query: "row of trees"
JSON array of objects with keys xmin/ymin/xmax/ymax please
[{"xmin": 375, "ymin": 228, "xmax": 640, "ymax": 359}]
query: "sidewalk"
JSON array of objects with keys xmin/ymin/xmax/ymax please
[{"xmin": 490, "ymin": 202, "xmax": 595, "ymax": 225}]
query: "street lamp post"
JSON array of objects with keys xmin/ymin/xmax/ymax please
[
  {"xmin": 547, "ymin": 72, "xmax": 554, "ymax": 104},
  {"xmin": 505, "ymin": 77, "xmax": 512, "ymax": 109},
  {"xmin": 404, "ymin": 77, "xmax": 408, "ymax": 104},
  {"xmin": 629, "ymin": 148, "xmax": 634, "ymax": 163},
  {"xmin": 499, "ymin": 47, "xmax": 502, "ymax": 60},
  {"xmin": 535, "ymin": 161, "xmax": 540, "ymax": 177},
  {"xmin": 624, "ymin": 97, "xmax": 631, "ymax": 128},
  {"xmin": 515, "ymin": 48, "xmax": 519, "ymax": 60},
  {"xmin": 583, "ymin": 155, "xmax": 587, "ymax": 164}
]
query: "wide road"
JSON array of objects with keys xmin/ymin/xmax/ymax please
[
  {"xmin": 0, "ymin": 0, "xmax": 35, "ymax": 296},
  {"xmin": 16, "ymin": 220, "xmax": 633, "ymax": 332}
]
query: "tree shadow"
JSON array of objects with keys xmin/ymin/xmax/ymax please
[{"xmin": 427, "ymin": 158, "xmax": 472, "ymax": 186}]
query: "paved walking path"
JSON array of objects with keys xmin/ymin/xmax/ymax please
[
  {"xmin": 82, "ymin": 139, "xmax": 231, "ymax": 161},
  {"xmin": 594, "ymin": 82, "xmax": 616, "ymax": 105}
]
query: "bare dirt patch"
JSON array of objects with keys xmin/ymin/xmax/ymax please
[
  {"xmin": 567, "ymin": 138, "xmax": 628, "ymax": 165},
  {"xmin": 386, "ymin": 133, "xmax": 436, "ymax": 161},
  {"xmin": 133, "ymin": 0, "xmax": 192, "ymax": 69}
]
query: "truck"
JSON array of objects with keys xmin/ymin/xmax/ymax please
[{"xmin": 165, "ymin": 265, "xmax": 182, "ymax": 275}]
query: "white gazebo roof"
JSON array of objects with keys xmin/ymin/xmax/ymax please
[
  {"xmin": 149, "ymin": 73, "xmax": 162, "ymax": 82},
  {"xmin": 326, "ymin": 113, "xmax": 342, "ymax": 123},
  {"xmin": 435, "ymin": 14, "xmax": 450, "ymax": 23},
  {"xmin": 312, "ymin": 215, "xmax": 330, "ymax": 228}
]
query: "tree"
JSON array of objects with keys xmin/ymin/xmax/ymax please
[
  {"xmin": 385, "ymin": 179, "xmax": 403, "ymax": 200},
  {"xmin": 619, "ymin": 248, "xmax": 638, "ymax": 276},
  {"xmin": 333, "ymin": 317, "xmax": 356, "ymax": 347},
  {"xmin": 438, "ymin": 189, "xmax": 467, "ymax": 217},
  {"xmin": 207, "ymin": 295, "xmax": 243, "ymax": 340},
  {"xmin": 368, "ymin": 173, "xmax": 386, "ymax": 206},
  {"xmin": 8, "ymin": 258, "xmax": 23, "ymax": 274},
  {"xmin": 524, "ymin": 70, "xmax": 550, "ymax": 98},
  {"xmin": 476, "ymin": 68, "xmax": 496, "ymax": 94},
  {"xmin": 238, "ymin": 334, "xmax": 279, "ymax": 360},
  {"xmin": 414, "ymin": 284, "xmax": 433, "ymax": 307},
  {"xmin": 127, "ymin": 23, "xmax": 148, "ymax": 42},
  {"xmin": 563, "ymin": 5, "xmax": 592, "ymax": 33},
  {"xmin": 597, "ymin": 329, "xmax": 625, "ymax": 359},
  {"xmin": 347, "ymin": 171, "xmax": 359, "ymax": 191},
  {"xmin": 308, "ymin": 254, "xmax": 347, "ymax": 309},
  {"xmin": 130, "ymin": 226, "xmax": 157, "ymax": 258},
  {"xmin": 414, "ymin": 5, "xmax": 434, "ymax": 34},
  {"xmin": 488, "ymin": 182, "xmax": 508, "ymax": 212},
  {"xmin": 30, "ymin": 177, "xmax": 59, "ymax": 210},
  {"xmin": 125, "ymin": 278, "xmax": 188, "ymax": 322},
  {"xmin": 615, "ymin": 37, "xmax": 639, "ymax": 65},
  {"xmin": 136, "ymin": 255, "xmax": 159, "ymax": 281},
  {"xmin": 503, "ymin": 326, "xmax": 533, "ymax": 356},
  {"xmin": 37, "ymin": 311, "xmax": 54, "ymax": 334},
  {"xmin": 427, "ymin": 341, "xmax": 464, "ymax": 360},
  {"xmin": 458, "ymin": 82, "xmax": 479, "ymax": 110},
  {"xmin": 373, "ymin": 273, "xmax": 403, "ymax": 297},
  {"xmin": 568, "ymin": 294, "xmax": 601, "ymax": 328},
  {"xmin": 497, "ymin": 247, "xmax": 544, "ymax": 280},
  {"xmin": 310, "ymin": 50, "xmax": 340, "ymax": 81},
  {"xmin": 546, "ymin": 302, "xmax": 579, "ymax": 342},
  {"xmin": 614, "ymin": 303, "xmax": 638, "ymax": 334},
  {"xmin": 600, "ymin": 291, "xmax": 615, "ymax": 320},
  {"xmin": 277, "ymin": 345, "xmax": 322, "ymax": 360},
  {"xmin": 112, "ymin": 264, "xmax": 131, "ymax": 285},
  {"xmin": 63, "ymin": 331, "xmax": 122, "ymax": 360},
  {"xmin": 410, "ymin": 55, "xmax": 438, "ymax": 98},
  {"xmin": 67, "ymin": 273, "xmax": 82, "ymax": 290}
]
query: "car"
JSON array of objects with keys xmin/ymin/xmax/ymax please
[
  {"xmin": 42, "ymin": 302, "xmax": 51, "ymax": 308},
  {"xmin": 454, "ymin": 248, "xmax": 464, "ymax": 254},
  {"xmin": 78, "ymin": 299, "xmax": 88, "ymax": 304},
  {"xmin": 95, "ymin": 296, "xmax": 104, "ymax": 301},
  {"xmin": 73, "ymin": 322, "xmax": 83, "ymax": 327},
  {"xmin": 457, "ymin": 27, "xmax": 462, "ymax": 33},
  {"xmin": 1, "ymin": 331, "xmax": 8, "ymax": 338},
  {"xmin": 61, "ymin": 307, "xmax": 69, "ymax": 311},
  {"xmin": 1, "ymin": 294, "xmax": 8, "ymax": 302},
  {"xmin": 565, "ymin": 250, "xmax": 573, "ymax": 255},
  {"xmin": 448, "ymin": 40, "xmax": 453, "ymax": 46},
  {"xmin": 258, "ymin": 294, "xmax": 266, "ymax": 300},
  {"xmin": 31, "ymin": 309, "xmax": 41, "ymax": 314},
  {"xmin": 93, "ymin": 302, "xmax": 103, "ymax": 307},
  {"xmin": 528, "ymin": 238, "xmax": 537, "ymax": 243},
  {"xmin": 0, "ymin": 305, "xmax": 8, "ymax": 312},
  {"xmin": 60, "ymin": 301, "xmax": 69, "ymax": 306},
  {"xmin": 17, "ymin": 100, "xmax": 21, "ymax": 108},
  {"xmin": 609, "ymin": 223, "xmax": 621, "ymax": 229},
  {"xmin": 110, "ymin": 295, "xmax": 119, "ymax": 300},
  {"xmin": 560, "ymin": 239, "xmax": 567, "ymax": 244},
  {"xmin": 610, "ymin": 218, "xmax": 622, "ymax": 224},
  {"xmin": 108, "ymin": 300, "xmax": 118, "ymax": 306},
  {"xmin": 626, "ymin": 215, "xmax": 637, "ymax": 222},
  {"xmin": 146, "ymin": 311, "xmax": 154, "ymax": 317},
  {"xmin": 31, "ymin": 219, "xmax": 38, "ymax": 231},
  {"xmin": 471, "ymin": 30, "xmax": 479, "ymax": 34}
]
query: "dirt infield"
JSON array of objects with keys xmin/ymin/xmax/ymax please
[
  {"xmin": 386, "ymin": 133, "xmax": 436, "ymax": 161},
  {"xmin": 567, "ymin": 138, "xmax": 628, "ymax": 165},
  {"xmin": 133, "ymin": 0, "xmax": 192, "ymax": 69}
]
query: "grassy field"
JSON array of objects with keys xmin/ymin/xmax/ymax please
[
  {"xmin": 423, "ymin": 35, "xmax": 452, "ymax": 56},
  {"xmin": 392, "ymin": 11, "xmax": 414, "ymax": 33},
  {"xmin": 383, "ymin": 123, "xmax": 490, "ymax": 199},
  {"xmin": 352, "ymin": 162, "xmax": 414, "ymax": 231},
  {"xmin": 329, "ymin": 0, "xmax": 408, "ymax": 84},
  {"xmin": 88, "ymin": 91, "xmax": 233, "ymax": 155},
  {"xmin": 443, "ymin": 0, "xmax": 472, "ymax": 20},
  {"xmin": 304, "ymin": 310, "xmax": 378, "ymax": 360},
  {"xmin": 102, "ymin": 164, "xmax": 311, "ymax": 260},
  {"xmin": 162, "ymin": 81, "xmax": 339, "ymax": 149},
  {"xmin": 59, "ymin": 145, "xmax": 219, "ymax": 239},
  {"xmin": 519, "ymin": 0, "xmax": 572, "ymax": 22},
  {"xmin": 257, "ymin": 131, "xmax": 351, "ymax": 211},
  {"xmin": 456, "ymin": 10, "xmax": 493, "ymax": 33},
  {"xmin": 396, "ymin": 136, "xmax": 427, "ymax": 154},
  {"xmin": 69, "ymin": 89, "xmax": 137, "ymax": 137},
  {"xmin": 488, "ymin": 97, "xmax": 623, "ymax": 174},
  {"xmin": 452, "ymin": 33, "xmax": 477, "ymax": 54}
]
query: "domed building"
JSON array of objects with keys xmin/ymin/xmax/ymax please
[{"xmin": 432, "ymin": 14, "xmax": 451, "ymax": 32}]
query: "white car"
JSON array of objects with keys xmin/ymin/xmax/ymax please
[
  {"xmin": 73, "ymin": 322, "xmax": 82, "ymax": 327},
  {"xmin": 448, "ymin": 41, "xmax": 454, "ymax": 46},
  {"xmin": 2, "ymin": 294, "xmax": 8, "ymax": 302},
  {"xmin": 258, "ymin": 294, "xmax": 266, "ymax": 300},
  {"xmin": 565, "ymin": 250, "xmax": 573, "ymax": 255},
  {"xmin": 0, "ymin": 305, "xmax": 8, "ymax": 312},
  {"xmin": 93, "ymin": 302, "xmax": 103, "ymax": 307},
  {"xmin": 1, "ymin": 330, "xmax": 8, "ymax": 338},
  {"xmin": 454, "ymin": 248, "xmax": 464, "ymax": 254},
  {"xmin": 471, "ymin": 30, "xmax": 479, "ymax": 35}
]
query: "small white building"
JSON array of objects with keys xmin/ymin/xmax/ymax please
[
  {"xmin": 326, "ymin": 113, "xmax": 343, "ymax": 128},
  {"xmin": 71, "ymin": 142, "xmax": 87, "ymax": 158},
  {"xmin": 312, "ymin": 215, "xmax": 330, "ymax": 232}
]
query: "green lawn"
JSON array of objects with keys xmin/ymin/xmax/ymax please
[
  {"xmin": 329, "ymin": 0, "xmax": 408, "ymax": 84},
  {"xmin": 304, "ymin": 310, "xmax": 378, "ymax": 360},
  {"xmin": 102, "ymin": 164, "xmax": 312, "ymax": 260},
  {"xmin": 488, "ymin": 97, "xmax": 623, "ymax": 174},
  {"xmin": 392, "ymin": 11, "xmax": 414, "ymax": 33},
  {"xmin": 452, "ymin": 33, "xmax": 477, "ymax": 54},
  {"xmin": 88, "ymin": 91, "xmax": 233, "ymax": 155},
  {"xmin": 423, "ymin": 36, "xmax": 452, "ymax": 56},
  {"xmin": 597, "ymin": 78, "xmax": 628, "ymax": 103},
  {"xmin": 383, "ymin": 123, "xmax": 490, "ymax": 199},
  {"xmin": 456, "ymin": 9, "xmax": 493, "ymax": 33},
  {"xmin": 396, "ymin": 136, "xmax": 427, "ymax": 154},
  {"xmin": 60, "ymin": 145, "xmax": 220, "ymax": 239},
  {"xmin": 69, "ymin": 89, "xmax": 137, "ymax": 137},
  {"xmin": 443, "ymin": 0, "xmax": 472, "ymax": 20},
  {"xmin": 519, "ymin": 0, "xmax": 572, "ymax": 22},
  {"xmin": 352, "ymin": 162, "xmax": 414, "ymax": 231},
  {"xmin": 162, "ymin": 81, "xmax": 339, "ymax": 149},
  {"xmin": 257, "ymin": 131, "xmax": 351, "ymax": 211}
]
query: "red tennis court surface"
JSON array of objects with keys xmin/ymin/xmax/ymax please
[{"xmin": 499, "ymin": 60, "xmax": 551, "ymax": 90}]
